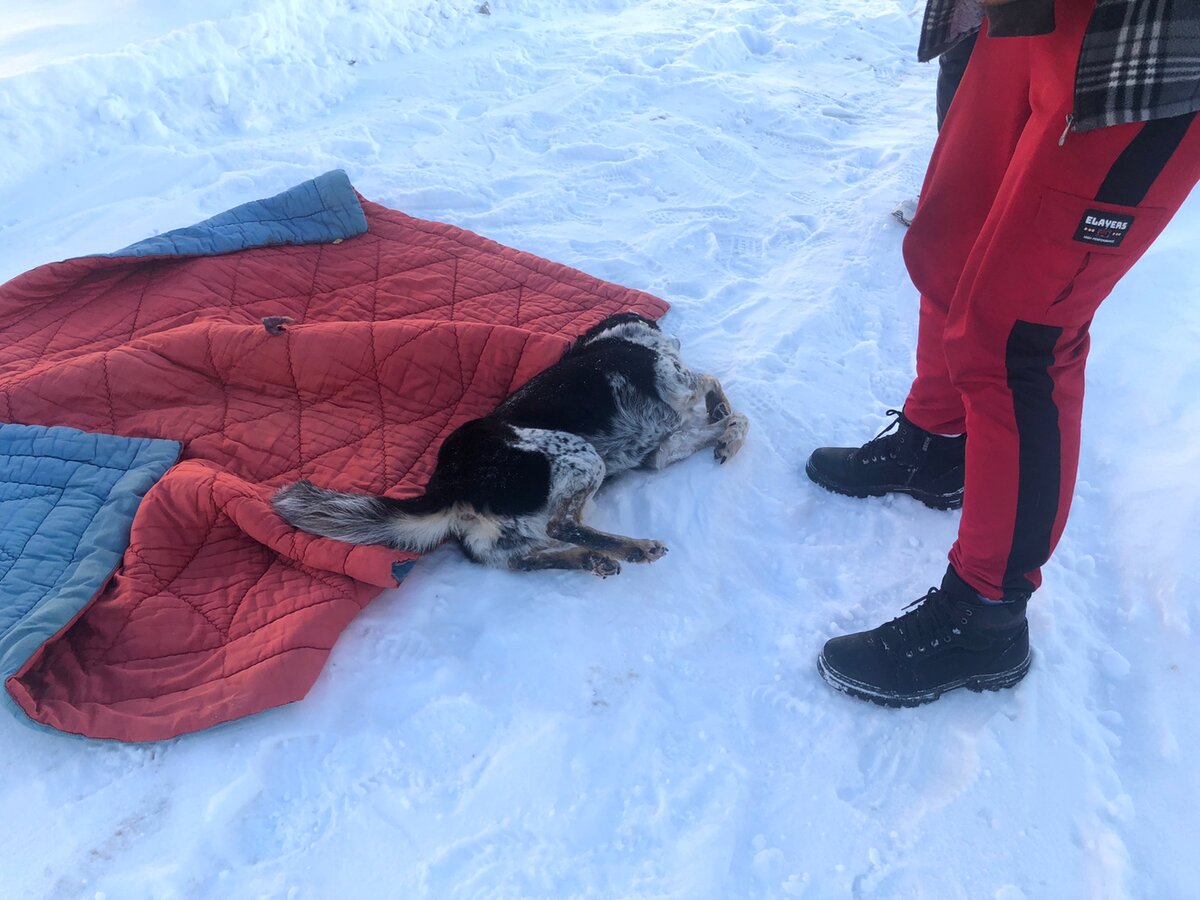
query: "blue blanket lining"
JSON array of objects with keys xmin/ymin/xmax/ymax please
[
  {"xmin": 1, "ymin": 424, "xmax": 180, "ymax": 732},
  {"xmin": 108, "ymin": 169, "xmax": 368, "ymax": 259}
]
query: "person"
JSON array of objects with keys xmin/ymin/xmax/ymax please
[{"xmin": 808, "ymin": 0, "xmax": 1200, "ymax": 707}]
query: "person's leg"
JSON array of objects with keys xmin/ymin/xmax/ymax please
[
  {"xmin": 807, "ymin": 22, "xmax": 1028, "ymax": 506},
  {"xmin": 820, "ymin": 0, "xmax": 1200, "ymax": 704},
  {"xmin": 935, "ymin": 31, "xmax": 978, "ymax": 131},
  {"xmin": 902, "ymin": 21, "xmax": 1032, "ymax": 436},
  {"xmin": 944, "ymin": 28, "xmax": 1200, "ymax": 599}
]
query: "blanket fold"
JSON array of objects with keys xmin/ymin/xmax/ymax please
[{"xmin": 0, "ymin": 171, "xmax": 667, "ymax": 740}]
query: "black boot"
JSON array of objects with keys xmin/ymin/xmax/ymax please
[
  {"xmin": 805, "ymin": 409, "xmax": 966, "ymax": 510},
  {"xmin": 817, "ymin": 567, "xmax": 1031, "ymax": 707}
]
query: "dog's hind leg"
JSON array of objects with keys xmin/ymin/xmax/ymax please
[
  {"xmin": 548, "ymin": 517, "xmax": 669, "ymax": 563},
  {"xmin": 509, "ymin": 546, "xmax": 622, "ymax": 578},
  {"xmin": 546, "ymin": 485, "xmax": 669, "ymax": 564},
  {"xmin": 515, "ymin": 427, "xmax": 669, "ymax": 565}
]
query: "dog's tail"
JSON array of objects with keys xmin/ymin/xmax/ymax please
[{"xmin": 272, "ymin": 480, "xmax": 455, "ymax": 552}]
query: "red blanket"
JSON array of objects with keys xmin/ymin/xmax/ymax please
[{"xmin": 0, "ymin": 193, "xmax": 666, "ymax": 740}]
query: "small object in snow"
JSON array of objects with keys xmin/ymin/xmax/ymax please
[
  {"xmin": 262, "ymin": 316, "xmax": 294, "ymax": 335},
  {"xmin": 478, "ymin": 2, "xmax": 491, "ymax": 14},
  {"xmin": 892, "ymin": 196, "xmax": 918, "ymax": 227}
]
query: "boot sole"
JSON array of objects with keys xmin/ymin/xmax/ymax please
[
  {"xmin": 804, "ymin": 458, "xmax": 963, "ymax": 511},
  {"xmin": 816, "ymin": 650, "xmax": 1031, "ymax": 708}
]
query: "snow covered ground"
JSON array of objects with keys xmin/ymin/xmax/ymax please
[{"xmin": 2, "ymin": 1, "xmax": 1199, "ymax": 897}]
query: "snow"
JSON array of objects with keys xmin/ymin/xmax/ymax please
[{"xmin": 2, "ymin": 0, "xmax": 1198, "ymax": 898}]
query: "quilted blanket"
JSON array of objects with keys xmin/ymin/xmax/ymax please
[{"xmin": 0, "ymin": 171, "xmax": 667, "ymax": 741}]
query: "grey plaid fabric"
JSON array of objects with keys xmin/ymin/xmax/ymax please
[{"xmin": 917, "ymin": 0, "xmax": 1200, "ymax": 131}]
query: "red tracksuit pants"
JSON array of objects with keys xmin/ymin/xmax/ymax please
[{"xmin": 902, "ymin": 0, "xmax": 1200, "ymax": 600}]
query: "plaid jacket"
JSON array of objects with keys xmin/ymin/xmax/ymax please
[{"xmin": 918, "ymin": 0, "xmax": 1200, "ymax": 131}]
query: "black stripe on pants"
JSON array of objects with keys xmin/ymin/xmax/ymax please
[
  {"xmin": 1003, "ymin": 320, "xmax": 1063, "ymax": 597},
  {"xmin": 1096, "ymin": 112, "xmax": 1198, "ymax": 206}
]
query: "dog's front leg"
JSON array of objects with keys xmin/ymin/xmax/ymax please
[
  {"xmin": 643, "ymin": 407, "xmax": 749, "ymax": 468},
  {"xmin": 683, "ymin": 374, "xmax": 749, "ymax": 463},
  {"xmin": 713, "ymin": 411, "xmax": 749, "ymax": 463},
  {"xmin": 696, "ymin": 373, "xmax": 733, "ymax": 422},
  {"xmin": 643, "ymin": 415, "xmax": 726, "ymax": 470}
]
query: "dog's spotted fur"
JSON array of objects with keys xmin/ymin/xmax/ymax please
[{"xmin": 273, "ymin": 313, "xmax": 748, "ymax": 576}]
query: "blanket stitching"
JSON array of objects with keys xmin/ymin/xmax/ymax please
[
  {"xmin": 95, "ymin": 538, "xmax": 362, "ymax": 672},
  {"xmin": 127, "ymin": 267, "xmax": 155, "ymax": 340},
  {"xmin": 158, "ymin": 585, "xmax": 230, "ymax": 642},
  {"xmin": 0, "ymin": 487, "xmax": 64, "ymax": 584},
  {"xmin": 304, "ymin": 242, "xmax": 325, "ymax": 324},
  {"xmin": 0, "ymin": 266, "xmax": 142, "ymax": 359},
  {"xmin": 284, "ymin": 240, "xmax": 326, "ymax": 487},
  {"xmin": 228, "ymin": 254, "xmax": 245, "ymax": 318},
  {"xmin": 0, "ymin": 272, "xmax": 159, "ymax": 383},
  {"xmin": 0, "ymin": 462, "xmax": 157, "ymax": 629},
  {"xmin": 203, "ymin": 324, "xmax": 231, "ymax": 459},
  {"xmin": 510, "ymin": 332, "xmax": 536, "ymax": 395},
  {"xmin": 449, "ymin": 263, "xmax": 470, "ymax": 459},
  {"xmin": 12, "ymin": 251, "xmax": 294, "ymax": 365},
  {"xmin": 0, "ymin": 243, "xmax": 412, "ymax": 374},
  {"xmin": 99, "ymin": 350, "xmax": 118, "ymax": 434},
  {"xmin": 277, "ymin": 239, "xmax": 328, "ymax": 482},
  {"xmin": 0, "ymin": 451, "xmax": 130, "ymax": 470},
  {"xmin": 284, "ymin": 323, "xmax": 305, "ymax": 477},
  {"xmin": 253, "ymin": 244, "xmax": 461, "ymax": 318},
  {"xmin": 218, "ymin": 554, "xmax": 276, "ymax": 639},
  {"xmin": 370, "ymin": 238, "xmax": 391, "ymax": 491},
  {"xmin": 94, "ymin": 626, "xmax": 342, "ymax": 698},
  {"xmin": 101, "ymin": 474, "xmax": 223, "ymax": 660},
  {"xmin": 2, "ymin": 237, "xmax": 653, "ymax": 391},
  {"xmin": 363, "ymin": 327, "xmax": 480, "ymax": 490}
]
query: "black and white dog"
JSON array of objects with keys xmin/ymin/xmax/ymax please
[{"xmin": 272, "ymin": 313, "xmax": 748, "ymax": 577}]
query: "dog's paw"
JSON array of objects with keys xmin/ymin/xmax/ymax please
[
  {"xmin": 714, "ymin": 413, "xmax": 749, "ymax": 463},
  {"xmin": 624, "ymin": 540, "xmax": 668, "ymax": 563},
  {"xmin": 585, "ymin": 552, "xmax": 622, "ymax": 578}
]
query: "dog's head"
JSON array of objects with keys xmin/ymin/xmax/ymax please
[{"xmin": 573, "ymin": 312, "xmax": 661, "ymax": 349}]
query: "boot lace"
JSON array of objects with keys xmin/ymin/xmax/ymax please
[
  {"xmin": 856, "ymin": 409, "xmax": 911, "ymax": 466},
  {"xmin": 884, "ymin": 586, "xmax": 973, "ymax": 657}
]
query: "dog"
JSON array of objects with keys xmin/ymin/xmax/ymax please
[{"xmin": 272, "ymin": 312, "xmax": 748, "ymax": 577}]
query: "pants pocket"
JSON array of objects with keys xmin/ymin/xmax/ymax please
[{"xmin": 1033, "ymin": 187, "xmax": 1168, "ymax": 323}]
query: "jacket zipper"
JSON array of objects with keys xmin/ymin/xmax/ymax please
[{"xmin": 1058, "ymin": 114, "xmax": 1075, "ymax": 147}]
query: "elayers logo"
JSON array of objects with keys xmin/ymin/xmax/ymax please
[{"xmin": 1074, "ymin": 209, "xmax": 1135, "ymax": 247}]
